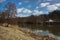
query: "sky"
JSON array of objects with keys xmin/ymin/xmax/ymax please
[{"xmin": 0, "ymin": 0, "xmax": 60, "ymax": 17}]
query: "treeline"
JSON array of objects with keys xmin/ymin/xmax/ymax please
[
  {"xmin": 18, "ymin": 10, "xmax": 60, "ymax": 24},
  {"xmin": 0, "ymin": 10, "xmax": 60, "ymax": 25}
]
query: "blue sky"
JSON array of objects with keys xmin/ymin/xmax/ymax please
[{"xmin": 0, "ymin": 0, "xmax": 60, "ymax": 17}]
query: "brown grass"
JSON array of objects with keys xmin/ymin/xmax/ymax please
[{"xmin": 0, "ymin": 26, "xmax": 35, "ymax": 40}]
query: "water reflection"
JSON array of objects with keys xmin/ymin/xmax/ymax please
[
  {"xmin": 33, "ymin": 30, "xmax": 50, "ymax": 35},
  {"xmin": 21, "ymin": 27, "xmax": 60, "ymax": 40},
  {"xmin": 33, "ymin": 30, "xmax": 60, "ymax": 40},
  {"xmin": 55, "ymin": 36, "xmax": 60, "ymax": 40}
]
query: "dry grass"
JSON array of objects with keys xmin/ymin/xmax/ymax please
[{"xmin": 0, "ymin": 26, "xmax": 35, "ymax": 40}]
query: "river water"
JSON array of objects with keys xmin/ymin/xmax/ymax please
[{"xmin": 21, "ymin": 27, "xmax": 60, "ymax": 40}]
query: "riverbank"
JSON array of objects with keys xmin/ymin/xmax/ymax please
[
  {"xmin": 0, "ymin": 24, "xmax": 55, "ymax": 40},
  {"xmin": 20, "ymin": 27, "xmax": 55, "ymax": 40},
  {"xmin": 0, "ymin": 25, "xmax": 35, "ymax": 40}
]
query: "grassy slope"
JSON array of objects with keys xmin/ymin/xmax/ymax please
[{"xmin": 0, "ymin": 26, "xmax": 35, "ymax": 40}]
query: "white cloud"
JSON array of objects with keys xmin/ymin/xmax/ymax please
[
  {"xmin": 40, "ymin": 2, "xmax": 50, "ymax": 7},
  {"xmin": 19, "ymin": 2, "xmax": 22, "ymax": 5},
  {"xmin": 23, "ymin": 9, "xmax": 32, "ymax": 14},
  {"xmin": 55, "ymin": 3, "xmax": 60, "ymax": 7},
  {"xmin": 47, "ymin": 5, "xmax": 58, "ymax": 11},
  {"xmin": 17, "ymin": 8, "xmax": 24, "ymax": 13},
  {"xmin": 16, "ymin": 14, "xmax": 30, "ymax": 17},
  {"xmin": 47, "ymin": 3, "xmax": 60, "ymax": 11},
  {"xmin": 17, "ymin": 8, "xmax": 44, "ymax": 17},
  {"xmin": 17, "ymin": 8, "xmax": 32, "ymax": 14},
  {"xmin": 17, "ymin": 8, "xmax": 32, "ymax": 17},
  {"xmin": 0, "ymin": 0, "xmax": 6, "ymax": 3},
  {"xmin": 33, "ymin": 10, "xmax": 43, "ymax": 16}
]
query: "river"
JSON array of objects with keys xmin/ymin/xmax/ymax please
[{"xmin": 21, "ymin": 27, "xmax": 60, "ymax": 40}]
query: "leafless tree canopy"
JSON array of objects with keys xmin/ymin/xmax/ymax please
[
  {"xmin": 5, "ymin": 2, "xmax": 17, "ymax": 18},
  {"xmin": 0, "ymin": 2, "xmax": 18, "ymax": 25}
]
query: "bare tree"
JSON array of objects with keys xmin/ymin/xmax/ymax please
[
  {"xmin": 5, "ymin": 2, "xmax": 17, "ymax": 19},
  {"xmin": 0, "ymin": 2, "xmax": 18, "ymax": 26}
]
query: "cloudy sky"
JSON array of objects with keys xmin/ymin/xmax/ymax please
[{"xmin": 0, "ymin": 0, "xmax": 60, "ymax": 17}]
